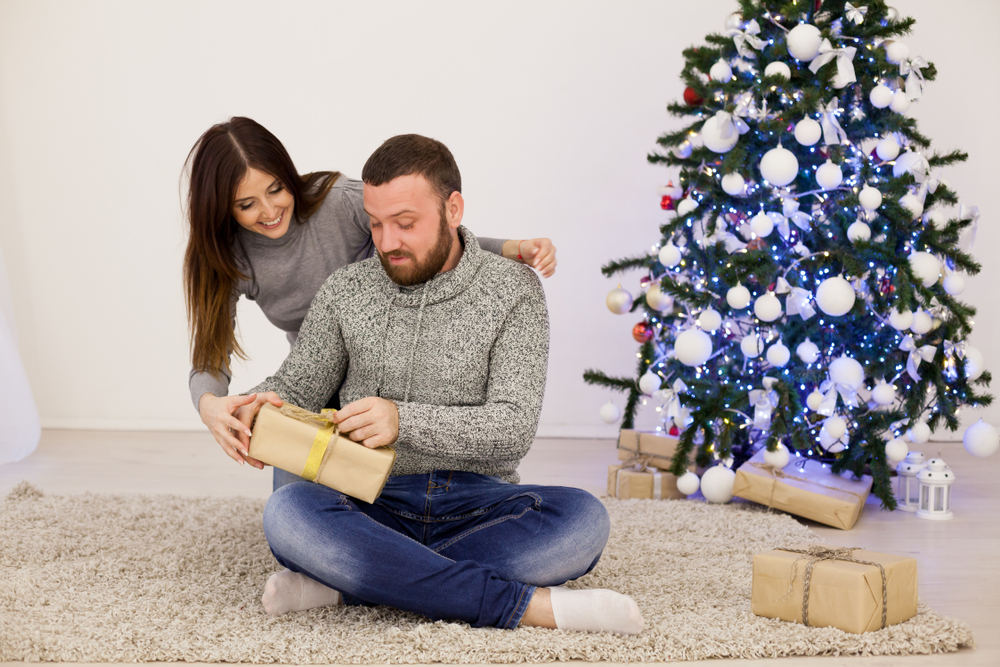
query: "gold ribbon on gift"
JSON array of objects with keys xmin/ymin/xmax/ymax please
[
  {"xmin": 277, "ymin": 405, "xmax": 340, "ymax": 483},
  {"xmin": 751, "ymin": 462, "xmax": 868, "ymax": 507},
  {"xmin": 776, "ymin": 545, "xmax": 888, "ymax": 630}
]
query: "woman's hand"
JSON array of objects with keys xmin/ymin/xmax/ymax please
[
  {"xmin": 199, "ymin": 392, "xmax": 277, "ymax": 469},
  {"xmin": 515, "ymin": 238, "xmax": 557, "ymax": 277}
]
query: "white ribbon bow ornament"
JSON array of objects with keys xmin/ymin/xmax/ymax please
[
  {"xmin": 959, "ymin": 204, "xmax": 980, "ymax": 247},
  {"xmin": 845, "ymin": 3, "xmax": 868, "ymax": 25},
  {"xmin": 900, "ymin": 334, "xmax": 938, "ymax": 381},
  {"xmin": 818, "ymin": 98, "xmax": 848, "ymax": 146},
  {"xmin": 727, "ymin": 19, "xmax": 767, "ymax": 59},
  {"xmin": 901, "ymin": 56, "xmax": 928, "ymax": 100},
  {"xmin": 749, "ymin": 377, "xmax": 781, "ymax": 431},
  {"xmin": 809, "ymin": 39, "xmax": 857, "ymax": 88}
]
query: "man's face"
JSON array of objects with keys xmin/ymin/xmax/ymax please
[{"xmin": 364, "ymin": 174, "xmax": 461, "ymax": 286}]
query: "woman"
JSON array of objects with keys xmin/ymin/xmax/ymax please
[{"xmin": 183, "ymin": 117, "xmax": 556, "ymax": 469}]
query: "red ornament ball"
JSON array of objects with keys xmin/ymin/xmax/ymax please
[
  {"xmin": 632, "ymin": 322, "xmax": 655, "ymax": 343},
  {"xmin": 660, "ymin": 195, "xmax": 675, "ymax": 210},
  {"xmin": 669, "ymin": 425, "xmax": 680, "ymax": 437},
  {"xmin": 683, "ymin": 87, "xmax": 703, "ymax": 106}
]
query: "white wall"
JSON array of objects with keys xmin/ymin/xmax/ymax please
[{"xmin": 0, "ymin": 0, "xmax": 996, "ymax": 438}]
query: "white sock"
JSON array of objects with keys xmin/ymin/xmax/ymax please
[
  {"xmin": 261, "ymin": 568, "xmax": 341, "ymax": 616},
  {"xmin": 548, "ymin": 586, "xmax": 644, "ymax": 635}
]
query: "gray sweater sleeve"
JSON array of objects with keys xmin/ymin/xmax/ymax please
[
  {"xmin": 394, "ymin": 272, "xmax": 549, "ymax": 464},
  {"xmin": 477, "ymin": 236, "xmax": 506, "ymax": 256},
  {"xmin": 246, "ymin": 285, "xmax": 347, "ymax": 413}
]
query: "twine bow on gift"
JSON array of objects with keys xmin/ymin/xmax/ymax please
[
  {"xmin": 809, "ymin": 40, "xmax": 857, "ymax": 89},
  {"xmin": 899, "ymin": 334, "xmax": 937, "ymax": 381},
  {"xmin": 616, "ymin": 455, "xmax": 664, "ymax": 499},
  {"xmin": 775, "ymin": 545, "xmax": 888, "ymax": 630},
  {"xmin": 727, "ymin": 19, "xmax": 767, "ymax": 59}
]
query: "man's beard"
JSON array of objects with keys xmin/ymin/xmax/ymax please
[{"xmin": 378, "ymin": 213, "xmax": 453, "ymax": 287}]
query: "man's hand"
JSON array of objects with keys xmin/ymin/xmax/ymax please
[
  {"xmin": 517, "ymin": 238, "xmax": 557, "ymax": 278},
  {"xmin": 229, "ymin": 391, "xmax": 284, "ymax": 469},
  {"xmin": 332, "ymin": 397, "xmax": 399, "ymax": 449}
]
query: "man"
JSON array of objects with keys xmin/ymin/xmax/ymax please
[{"xmin": 235, "ymin": 134, "xmax": 643, "ymax": 635}]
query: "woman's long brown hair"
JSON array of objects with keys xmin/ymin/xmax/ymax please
[{"xmin": 183, "ymin": 117, "xmax": 340, "ymax": 378}]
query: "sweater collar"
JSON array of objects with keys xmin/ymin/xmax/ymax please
[{"xmin": 379, "ymin": 226, "xmax": 484, "ymax": 306}]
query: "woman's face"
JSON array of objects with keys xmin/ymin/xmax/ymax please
[{"xmin": 231, "ymin": 167, "xmax": 295, "ymax": 238}]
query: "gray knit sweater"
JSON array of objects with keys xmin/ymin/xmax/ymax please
[
  {"xmin": 188, "ymin": 177, "xmax": 506, "ymax": 408},
  {"xmin": 249, "ymin": 227, "xmax": 549, "ymax": 483}
]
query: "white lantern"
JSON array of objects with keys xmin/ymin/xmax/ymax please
[
  {"xmin": 895, "ymin": 451, "xmax": 925, "ymax": 512},
  {"xmin": 916, "ymin": 458, "xmax": 955, "ymax": 521}
]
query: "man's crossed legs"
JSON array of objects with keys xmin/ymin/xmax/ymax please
[{"xmin": 261, "ymin": 470, "xmax": 643, "ymax": 634}]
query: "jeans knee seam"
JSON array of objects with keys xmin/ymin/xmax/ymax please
[{"xmin": 432, "ymin": 501, "xmax": 537, "ymax": 553}]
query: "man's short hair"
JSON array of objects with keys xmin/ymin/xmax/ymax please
[{"xmin": 361, "ymin": 134, "xmax": 461, "ymax": 207}]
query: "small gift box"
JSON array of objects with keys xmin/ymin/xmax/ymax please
[
  {"xmin": 732, "ymin": 450, "xmax": 873, "ymax": 530},
  {"xmin": 616, "ymin": 429, "xmax": 679, "ymax": 469},
  {"xmin": 249, "ymin": 403, "xmax": 396, "ymax": 503},
  {"xmin": 752, "ymin": 544, "xmax": 918, "ymax": 634},
  {"xmin": 607, "ymin": 462, "xmax": 686, "ymax": 500}
]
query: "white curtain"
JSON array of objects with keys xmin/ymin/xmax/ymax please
[{"xmin": 0, "ymin": 238, "xmax": 40, "ymax": 465}]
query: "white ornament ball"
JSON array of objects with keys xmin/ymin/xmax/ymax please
[
  {"xmin": 797, "ymin": 339, "xmax": 820, "ymax": 364},
  {"xmin": 674, "ymin": 328, "xmax": 714, "ymax": 367},
  {"xmin": 806, "ymin": 390, "xmax": 825, "ymax": 411},
  {"xmin": 907, "ymin": 421, "xmax": 931, "ymax": 444},
  {"xmin": 910, "ymin": 310, "xmax": 933, "ymax": 335},
  {"xmin": 676, "ymin": 198, "xmax": 699, "ymax": 216},
  {"xmin": 819, "ymin": 428, "xmax": 840, "ymax": 449},
  {"xmin": 872, "ymin": 381, "xmax": 896, "ymax": 406},
  {"xmin": 767, "ymin": 342, "xmax": 791, "ymax": 367},
  {"xmin": 938, "ymin": 272, "xmax": 960, "ymax": 294},
  {"xmin": 754, "ymin": 292, "xmax": 783, "ymax": 322},
  {"xmin": 645, "ymin": 283, "xmax": 674, "ymax": 312},
  {"xmin": 885, "ymin": 438, "xmax": 909, "ymax": 462},
  {"xmin": 606, "ymin": 286, "xmax": 633, "ymax": 314},
  {"xmin": 869, "ymin": 84, "xmax": 893, "ymax": 109},
  {"xmin": 764, "ymin": 61, "xmax": 792, "ymax": 80},
  {"xmin": 826, "ymin": 436, "xmax": 848, "ymax": 454},
  {"xmin": 741, "ymin": 333, "xmax": 764, "ymax": 358},
  {"xmin": 900, "ymin": 193, "xmax": 924, "ymax": 219},
  {"xmin": 965, "ymin": 346, "xmax": 985, "ymax": 380},
  {"xmin": 639, "ymin": 371, "xmax": 661, "ymax": 395},
  {"xmin": 721, "ymin": 172, "xmax": 745, "ymax": 196},
  {"xmin": 727, "ymin": 284, "xmax": 752, "ymax": 310},
  {"xmin": 762, "ymin": 443, "xmax": 790, "ymax": 469},
  {"xmin": 698, "ymin": 308, "xmax": 722, "ymax": 332},
  {"xmin": 794, "ymin": 117, "xmax": 822, "ymax": 146},
  {"xmin": 710, "ymin": 58, "xmax": 733, "ymax": 83},
  {"xmin": 823, "ymin": 416, "xmax": 847, "ymax": 440},
  {"xmin": 599, "ymin": 401, "xmax": 621, "ymax": 424},
  {"xmin": 894, "ymin": 151, "xmax": 928, "ymax": 179},
  {"xmin": 885, "ymin": 40, "xmax": 910, "ymax": 64},
  {"xmin": 830, "ymin": 355, "xmax": 865, "ymax": 389},
  {"xmin": 701, "ymin": 114, "xmax": 740, "ymax": 154},
  {"xmin": 890, "ymin": 90, "xmax": 911, "ymax": 114},
  {"xmin": 787, "ymin": 23, "xmax": 823, "ymax": 61},
  {"xmin": 700, "ymin": 465, "xmax": 736, "ymax": 503},
  {"xmin": 859, "ymin": 185, "xmax": 883, "ymax": 211},
  {"xmin": 816, "ymin": 160, "xmax": 844, "ymax": 190},
  {"xmin": 847, "ymin": 221, "xmax": 871, "ymax": 243},
  {"xmin": 658, "ymin": 242, "xmax": 682, "ymax": 268},
  {"xmin": 908, "ymin": 252, "xmax": 940, "ymax": 287},
  {"xmin": 725, "ymin": 12, "xmax": 744, "ymax": 31},
  {"xmin": 886, "ymin": 6, "xmax": 900, "ymax": 22},
  {"xmin": 876, "ymin": 136, "xmax": 900, "ymax": 161},
  {"xmin": 815, "ymin": 276, "xmax": 856, "ymax": 316},
  {"xmin": 759, "ymin": 144, "xmax": 799, "ymax": 187},
  {"xmin": 963, "ymin": 420, "xmax": 999, "ymax": 457},
  {"xmin": 676, "ymin": 471, "xmax": 701, "ymax": 496},
  {"xmin": 673, "ymin": 140, "xmax": 693, "ymax": 159},
  {"xmin": 888, "ymin": 308, "xmax": 913, "ymax": 331},
  {"xmin": 750, "ymin": 211, "xmax": 775, "ymax": 238},
  {"xmin": 924, "ymin": 208, "xmax": 948, "ymax": 229}
]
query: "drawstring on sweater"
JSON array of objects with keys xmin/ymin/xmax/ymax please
[{"xmin": 402, "ymin": 285, "xmax": 429, "ymax": 403}]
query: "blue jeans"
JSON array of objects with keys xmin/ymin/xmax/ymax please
[{"xmin": 263, "ymin": 469, "xmax": 611, "ymax": 628}]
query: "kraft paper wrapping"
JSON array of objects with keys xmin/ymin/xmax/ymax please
[
  {"xmin": 732, "ymin": 450, "xmax": 872, "ymax": 530},
  {"xmin": 248, "ymin": 403, "xmax": 395, "ymax": 504},
  {"xmin": 752, "ymin": 543, "xmax": 918, "ymax": 634},
  {"xmin": 616, "ymin": 430, "xmax": 680, "ymax": 469},
  {"xmin": 607, "ymin": 463, "xmax": 686, "ymax": 500}
]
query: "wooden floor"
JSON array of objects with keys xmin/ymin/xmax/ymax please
[{"xmin": 1, "ymin": 430, "xmax": 997, "ymax": 666}]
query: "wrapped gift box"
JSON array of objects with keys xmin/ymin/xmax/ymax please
[
  {"xmin": 607, "ymin": 463, "xmax": 686, "ymax": 500},
  {"xmin": 249, "ymin": 403, "xmax": 395, "ymax": 503},
  {"xmin": 616, "ymin": 429, "xmax": 679, "ymax": 469},
  {"xmin": 752, "ymin": 543, "xmax": 918, "ymax": 633},
  {"xmin": 732, "ymin": 450, "xmax": 872, "ymax": 530}
]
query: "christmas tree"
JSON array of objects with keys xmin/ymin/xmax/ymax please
[{"xmin": 585, "ymin": 0, "xmax": 993, "ymax": 508}]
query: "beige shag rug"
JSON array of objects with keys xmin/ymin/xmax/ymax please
[{"xmin": 0, "ymin": 482, "xmax": 973, "ymax": 662}]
